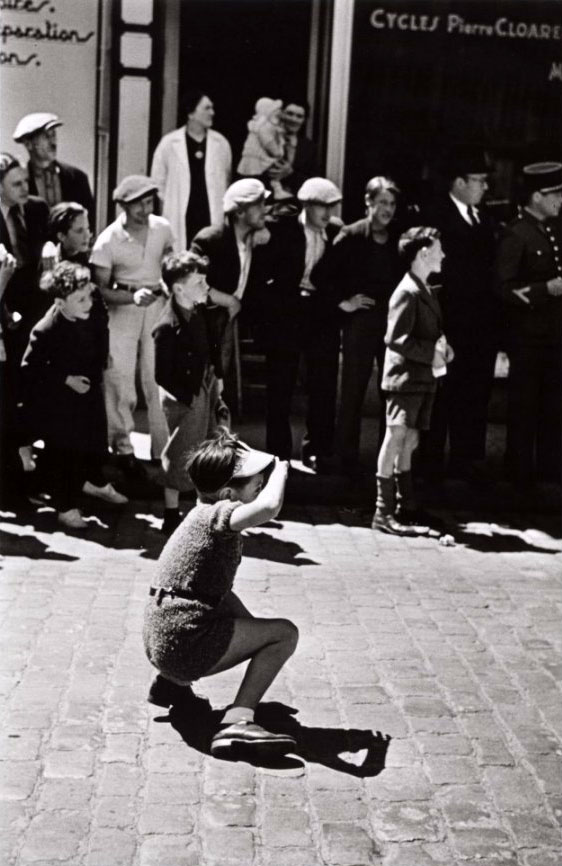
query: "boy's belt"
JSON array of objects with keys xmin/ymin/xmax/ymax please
[
  {"xmin": 114, "ymin": 282, "xmax": 163, "ymax": 295},
  {"xmin": 149, "ymin": 585, "xmax": 219, "ymax": 607}
]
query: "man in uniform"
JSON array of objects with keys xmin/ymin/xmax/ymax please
[
  {"xmin": 13, "ymin": 113, "xmax": 95, "ymax": 230},
  {"xmin": 495, "ymin": 162, "xmax": 562, "ymax": 488}
]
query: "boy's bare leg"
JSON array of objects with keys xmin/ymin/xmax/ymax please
[{"xmin": 203, "ymin": 617, "xmax": 298, "ymax": 709}]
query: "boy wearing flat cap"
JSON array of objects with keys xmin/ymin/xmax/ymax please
[
  {"xmin": 13, "ymin": 113, "xmax": 95, "ymax": 231},
  {"xmin": 495, "ymin": 161, "xmax": 562, "ymax": 489},
  {"xmin": 89, "ymin": 176, "xmax": 174, "ymax": 485}
]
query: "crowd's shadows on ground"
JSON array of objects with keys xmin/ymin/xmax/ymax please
[
  {"xmin": 162, "ymin": 696, "xmax": 390, "ymax": 774},
  {"xmin": 0, "ymin": 527, "xmax": 78, "ymax": 561}
]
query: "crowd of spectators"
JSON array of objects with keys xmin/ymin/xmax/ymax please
[{"xmin": 0, "ymin": 93, "xmax": 561, "ymax": 536}]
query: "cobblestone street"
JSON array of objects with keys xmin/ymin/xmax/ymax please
[{"xmin": 1, "ymin": 478, "xmax": 561, "ymax": 866}]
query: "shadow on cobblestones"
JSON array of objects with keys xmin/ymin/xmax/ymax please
[
  {"xmin": 0, "ymin": 527, "xmax": 78, "ymax": 560},
  {"xmin": 166, "ymin": 697, "xmax": 390, "ymax": 775},
  {"xmin": 453, "ymin": 518, "xmax": 561, "ymax": 554}
]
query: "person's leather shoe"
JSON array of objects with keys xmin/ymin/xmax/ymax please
[
  {"xmin": 210, "ymin": 721, "xmax": 297, "ymax": 758},
  {"xmin": 147, "ymin": 674, "xmax": 195, "ymax": 707}
]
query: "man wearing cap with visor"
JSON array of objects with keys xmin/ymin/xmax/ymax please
[
  {"xmin": 191, "ymin": 178, "xmax": 272, "ymax": 384},
  {"xmin": 495, "ymin": 161, "xmax": 562, "ymax": 489},
  {"xmin": 89, "ymin": 176, "xmax": 173, "ymax": 483},
  {"xmin": 13, "ymin": 113, "xmax": 95, "ymax": 230},
  {"xmin": 251, "ymin": 177, "xmax": 343, "ymax": 466}
]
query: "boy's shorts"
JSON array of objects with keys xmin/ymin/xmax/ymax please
[{"xmin": 386, "ymin": 391, "xmax": 435, "ymax": 430}]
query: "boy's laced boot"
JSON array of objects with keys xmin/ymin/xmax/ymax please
[
  {"xmin": 394, "ymin": 470, "xmax": 431, "ymax": 533},
  {"xmin": 371, "ymin": 475, "xmax": 417, "ymax": 536}
]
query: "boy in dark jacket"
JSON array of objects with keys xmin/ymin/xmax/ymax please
[
  {"xmin": 154, "ymin": 251, "xmax": 227, "ymax": 536},
  {"xmin": 373, "ymin": 227, "xmax": 453, "ymax": 535},
  {"xmin": 20, "ymin": 261, "xmax": 109, "ymax": 530}
]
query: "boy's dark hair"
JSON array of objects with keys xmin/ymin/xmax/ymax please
[
  {"xmin": 48, "ymin": 201, "xmax": 87, "ymax": 241},
  {"xmin": 187, "ymin": 427, "xmax": 246, "ymax": 494},
  {"xmin": 0, "ymin": 153, "xmax": 21, "ymax": 182},
  {"xmin": 365, "ymin": 175, "xmax": 400, "ymax": 201},
  {"xmin": 398, "ymin": 226, "xmax": 440, "ymax": 268},
  {"xmin": 161, "ymin": 250, "xmax": 209, "ymax": 294},
  {"xmin": 40, "ymin": 260, "xmax": 91, "ymax": 299}
]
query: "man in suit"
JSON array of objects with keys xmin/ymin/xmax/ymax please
[
  {"xmin": 190, "ymin": 178, "xmax": 272, "ymax": 390},
  {"xmin": 0, "ymin": 153, "xmax": 50, "ymax": 359},
  {"xmin": 373, "ymin": 227, "xmax": 453, "ymax": 535},
  {"xmin": 421, "ymin": 151, "xmax": 498, "ymax": 481},
  {"xmin": 13, "ymin": 113, "xmax": 95, "ymax": 231},
  {"xmin": 248, "ymin": 178, "xmax": 343, "ymax": 464},
  {"xmin": 495, "ymin": 162, "xmax": 562, "ymax": 488},
  {"xmin": 331, "ymin": 176, "xmax": 404, "ymax": 475},
  {"xmin": 0, "ymin": 153, "xmax": 49, "ymax": 510}
]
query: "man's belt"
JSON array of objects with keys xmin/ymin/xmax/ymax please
[
  {"xmin": 149, "ymin": 585, "xmax": 219, "ymax": 607},
  {"xmin": 114, "ymin": 282, "xmax": 163, "ymax": 295}
]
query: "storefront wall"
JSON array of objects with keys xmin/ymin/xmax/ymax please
[
  {"xmin": 340, "ymin": 0, "xmax": 562, "ymax": 221},
  {"xmin": 0, "ymin": 0, "xmax": 100, "ymax": 193}
]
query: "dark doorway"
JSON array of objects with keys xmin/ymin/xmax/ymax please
[{"xmin": 178, "ymin": 0, "xmax": 314, "ymax": 166}]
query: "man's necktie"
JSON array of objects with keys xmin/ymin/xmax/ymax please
[
  {"xmin": 9, "ymin": 205, "xmax": 29, "ymax": 265},
  {"xmin": 467, "ymin": 205, "xmax": 478, "ymax": 226}
]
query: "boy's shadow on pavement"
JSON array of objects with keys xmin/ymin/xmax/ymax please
[
  {"xmin": 164, "ymin": 697, "xmax": 390, "ymax": 774},
  {"xmin": 242, "ymin": 531, "xmax": 318, "ymax": 566}
]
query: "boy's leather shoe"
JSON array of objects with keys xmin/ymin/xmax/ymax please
[{"xmin": 210, "ymin": 721, "xmax": 296, "ymax": 757}]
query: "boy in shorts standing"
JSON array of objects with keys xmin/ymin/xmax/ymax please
[{"xmin": 373, "ymin": 227, "xmax": 453, "ymax": 535}]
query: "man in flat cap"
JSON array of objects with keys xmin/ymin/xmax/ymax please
[
  {"xmin": 420, "ymin": 150, "xmax": 499, "ymax": 483},
  {"xmin": 13, "ymin": 113, "xmax": 95, "ymax": 231},
  {"xmin": 495, "ymin": 161, "xmax": 562, "ymax": 489},
  {"xmin": 249, "ymin": 177, "xmax": 343, "ymax": 465},
  {"xmin": 190, "ymin": 178, "xmax": 273, "ymax": 400},
  {"xmin": 89, "ymin": 176, "xmax": 174, "ymax": 486}
]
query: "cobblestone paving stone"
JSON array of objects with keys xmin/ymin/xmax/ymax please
[{"xmin": 0, "ymin": 502, "xmax": 561, "ymax": 866}]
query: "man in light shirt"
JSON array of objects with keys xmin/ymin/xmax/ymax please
[{"xmin": 90, "ymin": 176, "xmax": 173, "ymax": 484}]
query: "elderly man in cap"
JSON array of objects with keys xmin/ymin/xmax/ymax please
[
  {"xmin": 420, "ymin": 150, "xmax": 498, "ymax": 483},
  {"xmin": 89, "ymin": 176, "xmax": 173, "ymax": 484},
  {"xmin": 495, "ymin": 161, "xmax": 562, "ymax": 489},
  {"xmin": 250, "ymin": 177, "xmax": 343, "ymax": 464},
  {"xmin": 190, "ymin": 178, "xmax": 272, "ymax": 383},
  {"xmin": 13, "ymin": 113, "xmax": 95, "ymax": 230}
]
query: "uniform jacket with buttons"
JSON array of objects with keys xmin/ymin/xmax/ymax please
[
  {"xmin": 494, "ymin": 210, "xmax": 562, "ymax": 345},
  {"xmin": 152, "ymin": 298, "xmax": 223, "ymax": 406},
  {"xmin": 382, "ymin": 271, "xmax": 444, "ymax": 393}
]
